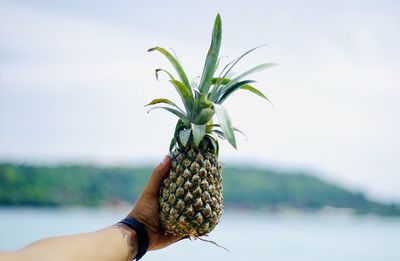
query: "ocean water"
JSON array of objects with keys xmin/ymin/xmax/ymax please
[{"xmin": 0, "ymin": 207, "xmax": 399, "ymax": 260}]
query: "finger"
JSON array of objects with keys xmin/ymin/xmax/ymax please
[
  {"xmin": 159, "ymin": 233, "xmax": 185, "ymax": 246},
  {"xmin": 144, "ymin": 155, "xmax": 171, "ymax": 194},
  {"xmin": 178, "ymin": 235, "xmax": 190, "ymax": 242}
]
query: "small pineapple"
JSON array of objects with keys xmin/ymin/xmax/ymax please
[{"xmin": 146, "ymin": 14, "xmax": 275, "ymax": 237}]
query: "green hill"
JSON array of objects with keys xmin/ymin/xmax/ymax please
[{"xmin": 0, "ymin": 163, "xmax": 399, "ymax": 216}]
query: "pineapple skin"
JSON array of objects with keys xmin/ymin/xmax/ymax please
[{"xmin": 159, "ymin": 146, "xmax": 223, "ymax": 237}]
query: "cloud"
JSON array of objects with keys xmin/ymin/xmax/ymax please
[{"xmin": 1, "ymin": 0, "xmax": 400, "ymax": 202}]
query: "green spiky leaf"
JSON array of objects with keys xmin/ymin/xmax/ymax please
[
  {"xmin": 217, "ymin": 80, "xmax": 256, "ymax": 103},
  {"xmin": 213, "ymin": 103, "xmax": 236, "ymax": 148},
  {"xmin": 192, "ymin": 124, "xmax": 206, "ymax": 147},
  {"xmin": 241, "ymin": 85, "xmax": 271, "ymax": 103},
  {"xmin": 169, "ymin": 137, "xmax": 176, "ymax": 152},
  {"xmin": 211, "ymin": 129, "xmax": 225, "ymax": 139},
  {"xmin": 179, "ymin": 129, "xmax": 191, "ymax": 147},
  {"xmin": 145, "ymin": 98, "xmax": 185, "ymax": 113},
  {"xmin": 173, "ymin": 119, "xmax": 189, "ymax": 137},
  {"xmin": 190, "ymin": 76, "xmax": 200, "ymax": 89},
  {"xmin": 194, "ymin": 108, "xmax": 214, "ymax": 125},
  {"xmin": 148, "ymin": 47, "xmax": 191, "ymax": 88},
  {"xmin": 195, "ymin": 90, "xmax": 212, "ymax": 107},
  {"xmin": 205, "ymin": 133, "xmax": 219, "ymax": 155},
  {"xmin": 229, "ymin": 63, "xmax": 277, "ymax": 86},
  {"xmin": 211, "ymin": 77, "xmax": 230, "ymax": 85},
  {"xmin": 210, "ymin": 63, "xmax": 275, "ymax": 102},
  {"xmin": 198, "ymin": 14, "xmax": 222, "ymax": 94},
  {"xmin": 147, "ymin": 106, "xmax": 189, "ymax": 125},
  {"xmin": 209, "ymin": 124, "xmax": 246, "ymax": 140},
  {"xmin": 210, "ymin": 77, "xmax": 270, "ymax": 103},
  {"xmin": 233, "ymin": 127, "xmax": 247, "ymax": 140},
  {"xmin": 169, "ymin": 79, "xmax": 194, "ymax": 117},
  {"xmin": 155, "ymin": 69, "xmax": 175, "ymax": 81},
  {"xmin": 216, "ymin": 45, "xmax": 268, "ymax": 86},
  {"xmin": 208, "ymin": 77, "xmax": 229, "ymax": 99}
]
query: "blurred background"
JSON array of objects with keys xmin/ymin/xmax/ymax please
[{"xmin": 1, "ymin": 0, "xmax": 399, "ymax": 260}]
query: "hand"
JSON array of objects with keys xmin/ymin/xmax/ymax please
[{"xmin": 129, "ymin": 156, "xmax": 182, "ymax": 250}]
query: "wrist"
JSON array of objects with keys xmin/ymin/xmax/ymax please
[
  {"xmin": 129, "ymin": 210, "xmax": 154, "ymax": 249},
  {"xmin": 118, "ymin": 216, "xmax": 149, "ymax": 260},
  {"xmin": 116, "ymin": 223, "xmax": 139, "ymax": 259}
]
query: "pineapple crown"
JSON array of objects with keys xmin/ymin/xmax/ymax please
[{"xmin": 146, "ymin": 14, "xmax": 276, "ymax": 154}]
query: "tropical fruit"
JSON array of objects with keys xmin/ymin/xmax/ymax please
[{"xmin": 146, "ymin": 14, "xmax": 275, "ymax": 237}]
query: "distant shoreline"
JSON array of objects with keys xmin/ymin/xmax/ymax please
[{"xmin": 1, "ymin": 163, "xmax": 400, "ymax": 216}]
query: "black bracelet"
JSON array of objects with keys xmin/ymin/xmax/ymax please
[{"xmin": 119, "ymin": 216, "xmax": 149, "ymax": 260}]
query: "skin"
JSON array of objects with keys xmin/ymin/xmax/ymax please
[{"xmin": 0, "ymin": 156, "xmax": 181, "ymax": 261}]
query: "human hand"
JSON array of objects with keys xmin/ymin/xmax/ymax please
[{"xmin": 129, "ymin": 156, "xmax": 183, "ymax": 250}]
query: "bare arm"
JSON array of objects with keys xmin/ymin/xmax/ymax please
[
  {"xmin": 0, "ymin": 156, "xmax": 181, "ymax": 261},
  {"xmin": 0, "ymin": 225, "xmax": 138, "ymax": 261}
]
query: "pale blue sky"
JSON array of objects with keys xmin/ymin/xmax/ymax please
[{"xmin": 0, "ymin": 0, "xmax": 399, "ymax": 202}]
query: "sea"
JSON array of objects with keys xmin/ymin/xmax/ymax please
[{"xmin": 0, "ymin": 207, "xmax": 399, "ymax": 260}]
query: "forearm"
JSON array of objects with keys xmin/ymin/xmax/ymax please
[
  {"xmin": 0, "ymin": 156, "xmax": 178, "ymax": 260},
  {"xmin": 0, "ymin": 225, "xmax": 137, "ymax": 261}
]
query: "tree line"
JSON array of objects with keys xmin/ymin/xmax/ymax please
[{"xmin": 0, "ymin": 163, "xmax": 399, "ymax": 216}]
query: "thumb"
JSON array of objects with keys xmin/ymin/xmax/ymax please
[{"xmin": 144, "ymin": 156, "xmax": 171, "ymax": 194}]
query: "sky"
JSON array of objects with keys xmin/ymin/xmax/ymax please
[{"xmin": 0, "ymin": 0, "xmax": 399, "ymax": 203}]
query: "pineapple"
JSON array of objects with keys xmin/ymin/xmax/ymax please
[{"xmin": 146, "ymin": 14, "xmax": 275, "ymax": 238}]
